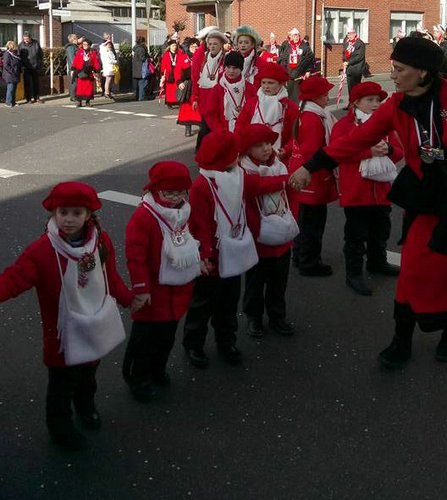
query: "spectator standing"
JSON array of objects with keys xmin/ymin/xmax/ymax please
[
  {"xmin": 392, "ymin": 28, "xmax": 405, "ymax": 49},
  {"xmin": 18, "ymin": 31, "xmax": 44, "ymax": 104},
  {"xmin": 160, "ymin": 39, "xmax": 180, "ymax": 108},
  {"xmin": 71, "ymin": 38, "xmax": 101, "ymax": 107},
  {"xmin": 100, "ymin": 41, "xmax": 117, "ymax": 100},
  {"xmin": 278, "ymin": 28, "xmax": 314, "ymax": 103},
  {"xmin": 132, "ymin": 37, "xmax": 149, "ymax": 101},
  {"xmin": 2, "ymin": 41, "xmax": 22, "ymax": 108},
  {"xmin": 342, "ymin": 26, "xmax": 366, "ymax": 96},
  {"xmin": 64, "ymin": 34, "xmax": 78, "ymax": 102}
]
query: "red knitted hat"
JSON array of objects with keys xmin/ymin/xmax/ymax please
[
  {"xmin": 258, "ymin": 62, "xmax": 290, "ymax": 83},
  {"xmin": 299, "ymin": 76, "xmax": 334, "ymax": 101},
  {"xmin": 349, "ymin": 82, "xmax": 387, "ymax": 104},
  {"xmin": 144, "ymin": 161, "xmax": 192, "ymax": 191},
  {"xmin": 196, "ymin": 130, "xmax": 239, "ymax": 171},
  {"xmin": 239, "ymin": 124, "xmax": 279, "ymax": 155},
  {"xmin": 42, "ymin": 182, "xmax": 102, "ymax": 211}
]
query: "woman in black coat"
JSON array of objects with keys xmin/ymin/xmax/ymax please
[{"xmin": 132, "ymin": 37, "xmax": 149, "ymax": 101}]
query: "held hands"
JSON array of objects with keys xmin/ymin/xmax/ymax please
[
  {"xmin": 131, "ymin": 293, "xmax": 151, "ymax": 313},
  {"xmin": 200, "ymin": 258, "xmax": 214, "ymax": 276},
  {"xmin": 288, "ymin": 167, "xmax": 312, "ymax": 191},
  {"xmin": 178, "ymin": 82, "xmax": 185, "ymax": 90},
  {"xmin": 370, "ymin": 140, "xmax": 389, "ymax": 157}
]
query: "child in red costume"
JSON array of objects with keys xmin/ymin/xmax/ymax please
[
  {"xmin": 182, "ymin": 130, "xmax": 289, "ymax": 368},
  {"xmin": 291, "ymin": 76, "xmax": 338, "ymax": 276},
  {"xmin": 124, "ymin": 162, "xmax": 200, "ymax": 402},
  {"xmin": 205, "ymin": 51, "xmax": 256, "ymax": 133},
  {"xmin": 0, "ymin": 182, "xmax": 134, "ymax": 450},
  {"xmin": 239, "ymin": 124, "xmax": 299, "ymax": 338},
  {"xmin": 236, "ymin": 62, "xmax": 299, "ymax": 163},
  {"xmin": 331, "ymin": 82, "xmax": 403, "ymax": 295}
]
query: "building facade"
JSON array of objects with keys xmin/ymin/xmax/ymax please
[{"xmin": 166, "ymin": 0, "xmax": 440, "ymax": 76}]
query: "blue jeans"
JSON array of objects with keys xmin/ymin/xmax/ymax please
[
  {"xmin": 6, "ymin": 82, "xmax": 17, "ymax": 106},
  {"xmin": 133, "ymin": 78, "xmax": 148, "ymax": 101}
]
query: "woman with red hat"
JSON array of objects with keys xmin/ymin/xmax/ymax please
[
  {"xmin": 331, "ymin": 82, "xmax": 403, "ymax": 295},
  {"xmin": 290, "ymin": 37, "xmax": 447, "ymax": 369},
  {"xmin": 0, "ymin": 182, "xmax": 134, "ymax": 450},
  {"xmin": 290, "ymin": 75, "xmax": 338, "ymax": 276},
  {"xmin": 239, "ymin": 124, "xmax": 299, "ymax": 338},
  {"xmin": 124, "ymin": 162, "xmax": 200, "ymax": 402},
  {"xmin": 182, "ymin": 130, "xmax": 289, "ymax": 368},
  {"xmin": 235, "ymin": 62, "xmax": 299, "ymax": 162}
]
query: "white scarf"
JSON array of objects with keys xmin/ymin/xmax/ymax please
[
  {"xmin": 240, "ymin": 155, "xmax": 288, "ymax": 215},
  {"xmin": 47, "ymin": 217, "xmax": 106, "ymax": 342},
  {"xmin": 200, "ymin": 167, "xmax": 245, "ymax": 238},
  {"xmin": 302, "ymin": 101, "xmax": 337, "ymax": 145},
  {"xmin": 252, "ymin": 86, "xmax": 289, "ymax": 149},
  {"xmin": 242, "ymin": 49, "xmax": 257, "ymax": 84},
  {"xmin": 142, "ymin": 193, "xmax": 200, "ymax": 270},
  {"xmin": 198, "ymin": 50, "xmax": 223, "ymax": 89},
  {"xmin": 219, "ymin": 74, "xmax": 247, "ymax": 132}
]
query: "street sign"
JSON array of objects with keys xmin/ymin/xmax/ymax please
[
  {"xmin": 38, "ymin": 2, "xmax": 51, "ymax": 9},
  {"xmin": 52, "ymin": 9, "xmax": 71, "ymax": 16}
]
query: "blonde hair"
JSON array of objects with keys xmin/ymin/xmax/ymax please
[{"xmin": 6, "ymin": 40, "xmax": 17, "ymax": 50}]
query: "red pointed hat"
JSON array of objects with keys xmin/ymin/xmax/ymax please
[
  {"xmin": 144, "ymin": 161, "xmax": 192, "ymax": 191},
  {"xmin": 42, "ymin": 181, "xmax": 102, "ymax": 211},
  {"xmin": 258, "ymin": 62, "xmax": 289, "ymax": 83},
  {"xmin": 239, "ymin": 124, "xmax": 279, "ymax": 155},
  {"xmin": 299, "ymin": 76, "xmax": 334, "ymax": 101},
  {"xmin": 196, "ymin": 130, "xmax": 239, "ymax": 171},
  {"xmin": 349, "ymin": 82, "xmax": 387, "ymax": 104}
]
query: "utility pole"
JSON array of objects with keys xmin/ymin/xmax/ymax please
[
  {"xmin": 146, "ymin": 0, "xmax": 151, "ymax": 47},
  {"xmin": 49, "ymin": 1, "xmax": 54, "ymax": 94},
  {"xmin": 131, "ymin": 0, "xmax": 137, "ymax": 48}
]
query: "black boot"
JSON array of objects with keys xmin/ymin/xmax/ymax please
[
  {"xmin": 47, "ymin": 418, "xmax": 87, "ymax": 451},
  {"xmin": 367, "ymin": 262, "xmax": 400, "ymax": 276},
  {"xmin": 246, "ymin": 316, "xmax": 263, "ymax": 338},
  {"xmin": 346, "ymin": 274, "xmax": 372, "ymax": 296},
  {"xmin": 378, "ymin": 317, "xmax": 414, "ymax": 369},
  {"xmin": 185, "ymin": 124, "xmax": 192, "ymax": 137},
  {"xmin": 436, "ymin": 330, "xmax": 447, "ymax": 362}
]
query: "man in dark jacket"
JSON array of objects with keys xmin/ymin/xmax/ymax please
[
  {"xmin": 278, "ymin": 27, "xmax": 315, "ymax": 103},
  {"xmin": 342, "ymin": 27, "xmax": 366, "ymax": 95},
  {"xmin": 132, "ymin": 36, "xmax": 149, "ymax": 101},
  {"xmin": 18, "ymin": 31, "xmax": 44, "ymax": 103},
  {"xmin": 64, "ymin": 34, "xmax": 78, "ymax": 102}
]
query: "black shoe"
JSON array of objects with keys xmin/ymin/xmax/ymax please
[
  {"xmin": 217, "ymin": 345, "xmax": 242, "ymax": 365},
  {"xmin": 247, "ymin": 316, "xmax": 263, "ymax": 338},
  {"xmin": 152, "ymin": 372, "xmax": 171, "ymax": 386},
  {"xmin": 76, "ymin": 101, "xmax": 81, "ymax": 107},
  {"xmin": 129, "ymin": 380, "xmax": 156, "ymax": 403},
  {"xmin": 299, "ymin": 263, "xmax": 333, "ymax": 277},
  {"xmin": 47, "ymin": 420, "xmax": 87, "ymax": 451},
  {"xmin": 85, "ymin": 100, "xmax": 92, "ymax": 107},
  {"xmin": 185, "ymin": 347, "xmax": 209, "ymax": 368},
  {"xmin": 436, "ymin": 336, "xmax": 447, "ymax": 362},
  {"xmin": 77, "ymin": 410, "xmax": 101, "ymax": 430},
  {"xmin": 346, "ymin": 275, "xmax": 372, "ymax": 296},
  {"xmin": 367, "ymin": 262, "xmax": 400, "ymax": 276},
  {"xmin": 269, "ymin": 318, "xmax": 295, "ymax": 336},
  {"xmin": 378, "ymin": 337, "xmax": 412, "ymax": 369}
]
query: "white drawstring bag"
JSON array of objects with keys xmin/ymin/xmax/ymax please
[
  {"xmin": 359, "ymin": 156, "xmax": 397, "ymax": 183},
  {"xmin": 256, "ymin": 195, "xmax": 299, "ymax": 246},
  {"xmin": 218, "ymin": 222, "xmax": 259, "ymax": 278}
]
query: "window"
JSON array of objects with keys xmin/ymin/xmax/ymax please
[
  {"xmin": 0, "ymin": 23, "xmax": 18, "ymax": 47},
  {"xmin": 323, "ymin": 8, "xmax": 369, "ymax": 44},
  {"xmin": 137, "ymin": 8, "xmax": 146, "ymax": 18},
  {"xmin": 390, "ymin": 12, "xmax": 423, "ymax": 39},
  {"xmin": 196, "ymin": 13, "xmax": 205, "ymax": 34}
]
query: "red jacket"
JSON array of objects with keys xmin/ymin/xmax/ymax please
[
  {"xmin": 189, "ymin": 171, "xmax": 288, "ymax": 276},
  {"xmin": 0, "ymin": 232, "xmax": 133, "ymax": 367},
  {"xmin": 241, "ymin": 52, "xmax": 268, "ymax": 89},
  {"xmin": 125, "ymin": 205, "xmax": 193, "ymax": 322},
  {"xmin": 242, "ymin": 156, "xmax": 299, "ymax": 258},
  {"xmin": 291, "ymin": 110, "xmax": 338, "ymax": 205},
  {"xmin": 204, "ymin": 79, "xmax": 257, "ymax": 132},
  {"xmin": 235, "ymin": 94, "xmax": 299, "ymax": 162},
  {"xmin": 322, "ymin": 80, "xmax": 447, "ymax": 316},
  {"xmin": 191, "ymin": 44, "xmax": 225, "ymax": 116},
  {"xmin": 331, "ymin": 111, "xmax": 404, "ymax": 207}
]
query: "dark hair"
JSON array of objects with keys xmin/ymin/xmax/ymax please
[{"xmin": 83, "ymin": 38, "xmax": 92, "ymax": 46}]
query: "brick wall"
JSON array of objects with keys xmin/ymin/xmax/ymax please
[{"xmin": 166, "ymin": 0, "xmax": 440, "ymax": 76}]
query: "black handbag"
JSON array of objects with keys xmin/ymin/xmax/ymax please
[{"xmin": 176, "ymin": 80, "xmax": 192, "ymax": 104}]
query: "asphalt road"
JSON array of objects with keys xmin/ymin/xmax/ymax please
[{"xmin": 1, "ymin": 86, "xmax": 447, "ymax": 500}]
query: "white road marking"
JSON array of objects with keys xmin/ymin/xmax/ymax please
[
  {"xmin": 98, "ymin": 190, "xmax": 141, "ymax": 206},
  {"xmin": 134, "ymin": 113, "xmax": 157, "ymax": 117},
  {"xmin": 62, "ymin": 105, "xmax": 159, "ymax": 119},
  {"xmin": 387, "ymin": 251, "xmax": 401, "ymax": 266},
  {"xmin": 0, "ymin": 168, "xmax": 24, "ymax": 178},
  {"xmin": 113, "ymin": 110, "xmax": 135, "ymax": 115}
]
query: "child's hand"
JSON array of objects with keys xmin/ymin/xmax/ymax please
[
  {"xmin": 200, "ymin": 258, "xmax": 214, "ymax": 275},
  {"xmin": 131, "ymin": 293, "xmax": 151, "ymax": 313}
]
